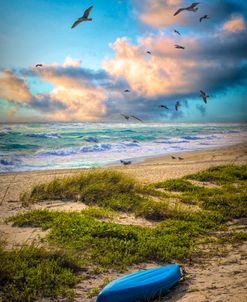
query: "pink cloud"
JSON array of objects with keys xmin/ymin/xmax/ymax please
[
  {"xmin": 0, "ymin": 70, "xmax": 32, "ymax": 103},
  {"xmin": 223, "ymin": 15, "xmax": 246, "ymax": 33},
  {"xmin": 137, "ymin": 0, "xmax": 191, "ymax": 28},
  {"xmin": 103, "ymin": 36, "xmax": 199, "ymax": 98},
  {"xmin": 1, "ymin": 58, "xmax": 108, "ymax": 122}
]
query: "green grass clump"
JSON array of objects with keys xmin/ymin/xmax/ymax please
[
  {"xmin": 81, "ymin": 207, "xmax": 118, "ymax": 219},
  {"xmin": 0, "ymin": 246, "xmax": 82, "ymax": 302},
  {"xmin": 154, "ymin": 165, "xmax": 247, "ymax": 220},
  {"xmin": 7, "ymin": 209, "xmax": 58, "ymax": 229},
  {"xmin": 185, "ymin": 165, "xmax": 247, "ymax": 184},
  {"xmin": 21, "ymin": 171, "xmax": 137, "ymax": 205},
  {"xmin": 217, "ymin": 231, "xmax": 247, "ymax": 244},
  {"xmin": 153, "ymin": 179, "xmax": 200, "ymax": 192}
]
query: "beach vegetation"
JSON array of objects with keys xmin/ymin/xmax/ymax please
[
  {"xmin": 0, "ymin": 244, "xmax": 83, "ymax": 302},
  {"xmin": 3, "ymin": 164, "xmax": 247, "ymax": 301}
]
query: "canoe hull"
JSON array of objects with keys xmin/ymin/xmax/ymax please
[{"xmin": 97, "ymin": 264, "xmax": 181, "ymax": 302}]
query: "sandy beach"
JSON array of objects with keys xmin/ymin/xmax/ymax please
[{"xmin": 0, "ymin": 142, "xmax": 247, "ymax": 302}]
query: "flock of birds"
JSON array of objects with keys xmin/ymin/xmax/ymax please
[{"xmin": 35, "ymin": 2, "xmax": 210, "ymax": 166}]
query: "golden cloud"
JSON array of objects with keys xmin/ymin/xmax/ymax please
[
  {"xmin": 0, "ymin": 70, "xmax": 32, "ymax": 103},
  {"xmin": 223, "ymin": 15, "xmax": 246, "ymax": 33},
  {"xmin": 103, "ymin": 36, "xmax": 198, "ymax": 98}
]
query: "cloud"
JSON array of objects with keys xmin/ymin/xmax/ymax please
[
  {"xmin": 103, "ymin": 36, "xmax": 199, "ymax": 98},
  {"xmin": 223, "ymin": 15, "xmax": 246, "ymax": 32},
  {"xmin": 1, "ymin": 59, "xmax": 109, "ymax": 122},
  {"xmin": 103, "ymin": 28, "xmax": 247, "ymax": 100},
  {"xmin": 133, "ymin": 0, "xmax": 246, "ymax": 30},
  {"xmin": 0, "ymin": 70, "xmax": 32, "ymax": 103}
]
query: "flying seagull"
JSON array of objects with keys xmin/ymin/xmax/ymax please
[
  {"xmin": 174, "ymin": 29, "xmax": 181, "ymax": 36},
  {"xmin": 121, "ymin": 114, "xmax": 130, "ymax": 120},
  {"xmin": 175, "ymin": 101, "xmax": 181, "ymax": 111},
  {"xmin": 35, "ymin": 64, "xmax": 43, "ymax": 67},
  {"xmin": 71, "ymin": 5, "xmax": 93, "ymax": 29},
  {"xmin": 120, "ymin": 160, "xmax": 132, "ymax": 166},
  {"xmin": 121, "ymin": 114, "xmax": 143, "ymax": 122},
  {"xmin": 131, "ymin": 115, "xmax": 143, "ymax": 122},
  {"xmin": 174, "ymin": 2, "xmax": 199, "ymax": 16},
  {"xmin": 200, "ymin": 15, "xmax": 209, "ymax": 22},
  {"xmin": 160, "ymin": 105, "xmax": 169, "ymax": 109},
  {"xmin": 124, "ymin": 89, "xmax": 130, "ymax": 93},
  {"xmin": 147, "ymin": 51, "xmax": 152, "ymax": 55},
  {"xmin": 200, "ymin": 90, "xmax": 209, "ymax": 104},
  {"xmin": 175, "ymin": 44, "xmax": 185, "ymax": 50}
]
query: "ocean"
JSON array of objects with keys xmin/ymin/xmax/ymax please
[{"xmin": 0, "ymin": 123, "xmax": 246, "ymax": 173}]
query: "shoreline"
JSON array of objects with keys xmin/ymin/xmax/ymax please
[
  {"xmin": 0, "ymin": 142, "xmax": 246, "ymax": 205},
  {"xmin": 1, "ymin": 141, "xmax": 247, "ymax": 178}
]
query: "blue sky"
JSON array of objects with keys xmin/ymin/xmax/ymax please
[{"xmin": 0, "ymin": 0, "xmax": 246, "ymax": 123}]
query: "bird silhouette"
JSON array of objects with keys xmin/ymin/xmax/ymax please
[
  {"xmin": 121, "ymin": 114, "xmax": 143, "ymax": 122},
  {"xmin": 124, "ymin": 89, "xmax": 130, "ymax": 93},
  {"xmin": 175, "ymin": 101, "xmax": 181, "ymax": 111},
  {"xmin": 174, "ymin": 29, "xmax": 181, "ymax": 36},
  {"xmin": 35, "ymin": 64, "xmax": 43, "ymax": 67},
  {"xmin": 120, "ymin": 160, "xmax": 132, "ymax": 165},
  {"xmin": 175, "ymin": 44, "xmax": 185, "ymax": 50},
  {"xmin": 174, "ymin": 2, "xmax": 199, "ymax": 16},
  {"xmin": 121, "ymin": 114, "xmax": 130, "ymax": 120},
  {"xmin": 71, "ymin": 5, "xmax": 93, "ymax": 29},
  {"xmin": 160, "ymin": 105, "xmax": 169, "ymax": 109},
  {"xmin": 199, "ymin": 15, "xmax": 209, "ymax": 22},
  {"xmin": 147, "ymin": 51, "xmax": 152, "ymax": 55},
  {"xmin": 131, "ymin": 115, "xmax": 143, "ymax": 122},
  {"xmin": 200, "ymin": 90, "xmax": 209, "ymax": 104}
]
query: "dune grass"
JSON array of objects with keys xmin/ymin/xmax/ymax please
[
  {"xmin": 155, "ymin": 165, "xmax": 247, "ymax": 219},
  {"xmin": 0, "ymin": 244, "xmax": 83, "ymax": 302},
  {"xmin": 3, "ymin": 165, "xmax": 247, "ymax": 301}
]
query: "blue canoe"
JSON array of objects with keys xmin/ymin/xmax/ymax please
[{"xmin": 96, "ymin": 264, "xmax": 181, "ymax": 302}]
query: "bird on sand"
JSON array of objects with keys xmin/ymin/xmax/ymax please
[
  {"xmin": 200, "ymin": 90, "xmax": 209, "ymax": 104},
  {"xmin": 174, "ymin": 29, "xmax": 181, "ymax": 36},
  {"xmin": 171, "ymin": 155, "xmax": 177, "ymax": 159},
  {"xmin": 120, "ymin": 160, "xmax": 132, "ymax": 165},
  {"xmin": 124, "ymin": 89, "xmax": 130, "ymax": 93},
  {"xmin": 175, "ymin": 101, "xmax": 181, "ymax": 111},
  {"xmin": 200, "ymin": 15, "xmax": 209, "ymax": 22},
  {"xmin": 160, "ymin": 105, "xmax": 169, "ymax": 109},
  {"xmin": 147, "ymin": 51, "xmax": 152, "ymax": 55},
  {"xmin": 175, "ymin": 44, "xmax": 185, "ymax": 49},
  {"xmin": 174, "ymin": 2, "xmax": 199, "ymax": 16},
  {"xmin": 178, "ymin": 157, "xmax": 184, "ymax": 160},
  {"xmin": 71, "ymin": 5, "xmax": 93, "ymax": 29},
  {"xmin": 35, "ymin": 64, "xmax": 43, "ymax": 67}
]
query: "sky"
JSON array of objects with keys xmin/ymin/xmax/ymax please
[{"xmin": 0, "ymin": 0, "xmax": 247, "ymax": 123}]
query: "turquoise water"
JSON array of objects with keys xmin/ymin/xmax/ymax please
[{"xmin": 0, "ymin": 123, "xmax": 246, "ymax": 172}]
